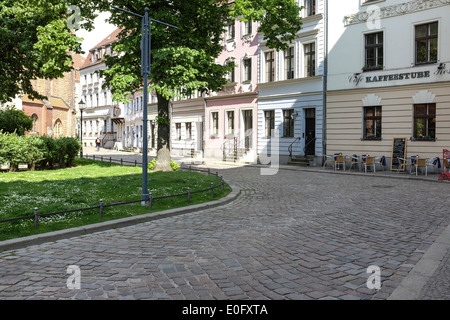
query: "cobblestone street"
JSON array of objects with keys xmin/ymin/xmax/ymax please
[{"xmin": 1, "ymin": 151, "xmax": 450, "ymax": 301}]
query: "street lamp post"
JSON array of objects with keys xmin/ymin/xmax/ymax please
[
  {"xmin": 79, "ymin": 99, "xmax": 85, "ymax": 158},
  {"xmin": 111, "ymin": 5, "xmax": 178, "ymax": 205}
]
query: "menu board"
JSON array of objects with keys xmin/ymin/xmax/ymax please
[{"xmin": 391, "ymin": 137, "xmax": 407, "ymax": 171}]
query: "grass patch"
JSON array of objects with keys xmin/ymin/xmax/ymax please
[{"xmin": 0, "ymin": 158, "xmax": 231, "ymax": 241}]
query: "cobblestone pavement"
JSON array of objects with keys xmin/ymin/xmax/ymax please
[{"xmin": 1, "ymin": 149, "xmax": 450, "ymax": 300}]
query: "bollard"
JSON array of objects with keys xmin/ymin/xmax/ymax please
[
  {"xmin": 135, "ymin": 160, "xmax": 137, "ymax": 167},
  {"xmin": 93, "ymin": 155, "xmax": 95, "ymax": 160},
  {"xmin": 187, "ymin": 187, "xmax": 191, "ymax": 203},
  {"xmin": 121, "ymin": 159, "xmax": 123, "ymax": 165},
  {"xmin": 34, "ymin": 207, "xmax": 39, "ymax": 229},
  {"xmin": 110, "ymin": 157, "xmax": 112, "ymax": 163},
  {"xmin": 101, "ymin": 156, "xmax": 103, "ymax": 161},
  {"xmin": 210, "ymin": 182, "xmax": 214, "ymax": 197},
  {"xmin": 148, "ymin": 192, "xmax": 152, "ymax": 210},
  {"xmin": 221, "ymin": 176, "xmax": 224, "ymax": 191},
  {"xmin": 99, "ymin": 199, "xmax": 103, "ymax": 219}
]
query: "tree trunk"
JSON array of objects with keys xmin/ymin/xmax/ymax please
[{"xmin": 154, "ymin": 93, "xmax": 172, "ymax": 171}]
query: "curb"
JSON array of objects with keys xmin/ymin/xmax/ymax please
[{"xmin": 0, "ymin": 183, "xmax": 241, "ymax": 253}]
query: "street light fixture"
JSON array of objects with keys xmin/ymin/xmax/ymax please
[
  {"xmin": 78, "ymin": 99, "xmax": 85, "ymax": 158},
  {"xmin": 111, "ymin": 5, "xmax": 178, "ymax": 205}
]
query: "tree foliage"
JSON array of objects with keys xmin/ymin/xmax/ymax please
[
  {"xmin": 0, "ymin": 106, "xmax": 33, "ymax": 136},
  {"xmin": 0, "ymin": 0, "xmax": 97, "ymax": 103}
]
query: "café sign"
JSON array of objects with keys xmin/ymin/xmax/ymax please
[{"xmin": 349, "ymin": 65, "xmax": 449, "ymax": 86}]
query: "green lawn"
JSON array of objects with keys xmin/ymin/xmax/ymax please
[{"xmin": 0, "ymin": 158, "xmax": 231, "ymax": 241}]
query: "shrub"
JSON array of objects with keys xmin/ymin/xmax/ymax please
[{"xmin": 148, "ymin": 158, "xmax": 180, "ymax": 171}]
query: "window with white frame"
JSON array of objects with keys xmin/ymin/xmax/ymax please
[
  {"xmin": 304, "ymin": 42, "xmax": 316, "ymax": 77},
  {"xmin": 243, "ymin": 20, "xmax": 252, "ymax": 36},
  {"xmin": 265, "ymin": 110, "xmax": 275, "ymax": 138},
  {"xmin": 211, "ymin": 111, "xmax": 219, "ymax": 136},
  {"xmin": 175, "ymin": 123, "xmax": 182, "ymax": 140},
  {"xmin": 284, "ymin": 47, "xmax": 295, "ymax": 80},
  {"xmin": 225, "ymin": 59, "xmax": 235, "ymax": 83},
  {"xmin": 243, "ymin": 58, "xmax": 252, "ymax": 82},
  {"xmin": 226, "ymin": 111, "xmax": 235, "ymax": 135},
  {"xmin": 265, "ymin": 51, "xmax": 275, "ymax": 82},
  {"xmin": 185, "ymin": 122, "xmax": 192, "ymax": 140},
  {"xmin": 306, "ymin": 0, "xmax": 316, "ymax": 16},
  {"xmin": 227, "ymin": 20, "xmax": 235, "ymax": 40}
]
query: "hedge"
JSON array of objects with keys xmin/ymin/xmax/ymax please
[{"xmin": 0, "ymin": 131, "xmax": 80, "ymax": 171}]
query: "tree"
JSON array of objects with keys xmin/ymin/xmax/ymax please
[
  {"xmin": 81, "ymin": 0, "xmax": 303, "ymax": 171},
  {"xmin": 0, "ymin": 106, "xmax": 33, "ymax": 136},
  {"xmin": 0, "ymin": 0, "xmax": 98, "ymax": 103}
]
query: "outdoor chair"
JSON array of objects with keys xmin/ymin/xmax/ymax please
[
  {"xmin": 364, "ymin": 156, "xmax": 376, "ymax": 173},
  {"xmin": 412, "ymin": 158, "xmax": 427, "ymax": 176},
  {"xmin": 374, "ymin": 156, "xmax": 385, "ymax": 171},
  {"xmin": 334, "ymin": 155, "xmax": 345, "ymax": 171},
  {"xmin": 323, "ymin": 154, "xmax": 335, "ymax": 170}
]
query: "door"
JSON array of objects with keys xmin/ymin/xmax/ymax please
[
  {"xmin": 242, "ymin": 110, "xmax": 253, "ymax": 151},
  {"xmin": 304, "ymin": 108, "xmax": 316, "ymax": 156}
]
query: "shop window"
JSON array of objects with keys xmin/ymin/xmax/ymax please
[
  {"xmin": 413, "ymin": 103, "xmax": 436, "ymax": 140},
  {"xmin": 363, "ymin": 106, "xmax": 382, "ymax": 140}
]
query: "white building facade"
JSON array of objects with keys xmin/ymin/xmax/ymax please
[
  {"xmin": 326, "ymin": 0, "xmax": 450, "ymax": 167},
  {"xmin": 257, "ymin": 0, "xmax": 327, "ymax": 166},
  {"xmin": 78, "ymin": 29, "xmax": 125, "ymax": 149}
]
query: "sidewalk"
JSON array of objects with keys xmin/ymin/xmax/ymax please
[{"xmin": 84, "ymin": 146, "xmax": 449, "ymax": 183}]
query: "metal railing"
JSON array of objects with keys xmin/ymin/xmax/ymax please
[
  {"xmin": 0, "ymin": 159, "xmax": 226, "ymax": 229},
  {"xmin": 288, "ymin": 137, "xmax": 301, "ymax": 161}
]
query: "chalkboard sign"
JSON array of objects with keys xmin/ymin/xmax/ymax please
[{"xmin": 391, "ymin": 137, "xmax": 407, "ymax": 171}]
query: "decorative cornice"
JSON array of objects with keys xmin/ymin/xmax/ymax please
[{"xmin": 344, "ymin": 0, "xmax": 450, "ymax": 26}]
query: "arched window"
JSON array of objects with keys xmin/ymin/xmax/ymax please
[
  {"xmin": 54, "ymin": 119, "xmax": 62, "ymax": 137},
  {"xmin": 30, "ymin": 114, "xmax": 38, "ymax": 133}
]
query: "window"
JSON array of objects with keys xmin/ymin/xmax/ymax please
[
  {"xmin": 365, "ymin": 32, "xmax": 383, "ymax": 70},
  {"xmin": 175, "ymin": 123, "xmax": 182, "ymax": 140},
  {"xmin": 211, "ymin": 111, "xmax": 219, "ymax": 136},
  {"xmin": 265, "ymin": 110, "xmax": 275, "ymax": 138},
  {"xmin": 284, "ymin": 47, "xmax": 295, "ymax": 80},
  {"xmin": 283, "ymin": 110, "xmax": 294, "ymax": 137},
  {"xmin": 363, "ymin": 106, "xmax": 382, "ymax": 140},
  {"xmin": 414, "ymin": 103, "xmax": 436, "ymax": 140},
  {"xmin": 31, "ymin": 114, "xmax": 38, "ymax": 133},
  {"xmin": 243, "ymin": 20, "xmax": 252, "ymax": 35},
  {"xmin": 243, "ymin": 58, "xmax": 252, "ymax": 82},
  {"xmin": 226, "ymin": 111, "xmax": 235, "ymax": 135},
  {"xmin": 306, "ymin": 0, "xmax": 316, "ymax": 16},
  {"xmin": 415, "ymin": 22, "xmax": 438, "ymax": 65},
  {"xmin": 54, "ymin": 119, "xmax": 62, "ymax": 138},
  {"xmin": 304, "ymin": 43, "xmax": 316, "ymax": 77},
  {"xmin": 185, "ymin": 122, "xmax": 192, "ymax": 140},
  {"xmin": 265, "ymin": 51, "xmax": 275, "ymax": 82},
  {"xmin": 225, "ymin": 60, "xmax": 235, "ymax": 83},
  {"xmin": 227, "ymin": 21, "xmax": 235, "ymax": 40}
]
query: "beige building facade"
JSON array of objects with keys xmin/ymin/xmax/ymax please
[{"xmin": 326, "ymin": 0, "xmax": 450, "ymax": 168}]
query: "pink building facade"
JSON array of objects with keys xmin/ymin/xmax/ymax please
[{"xmin": 204, "ymin": 17, "xmax": 259, "ymax": 163}]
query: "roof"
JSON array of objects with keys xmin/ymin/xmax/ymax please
[
  {"xmin": 21, "ymin": 96, "xmax": 69, "ymax": 110},
  {"xmin": 79, "ymin": 28, "xmax": 123, "ymax": 70}
]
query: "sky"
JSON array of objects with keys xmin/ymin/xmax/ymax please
[{"xmin": 76, "ymin": 11, "xmax": 117, "ymax": 56}]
